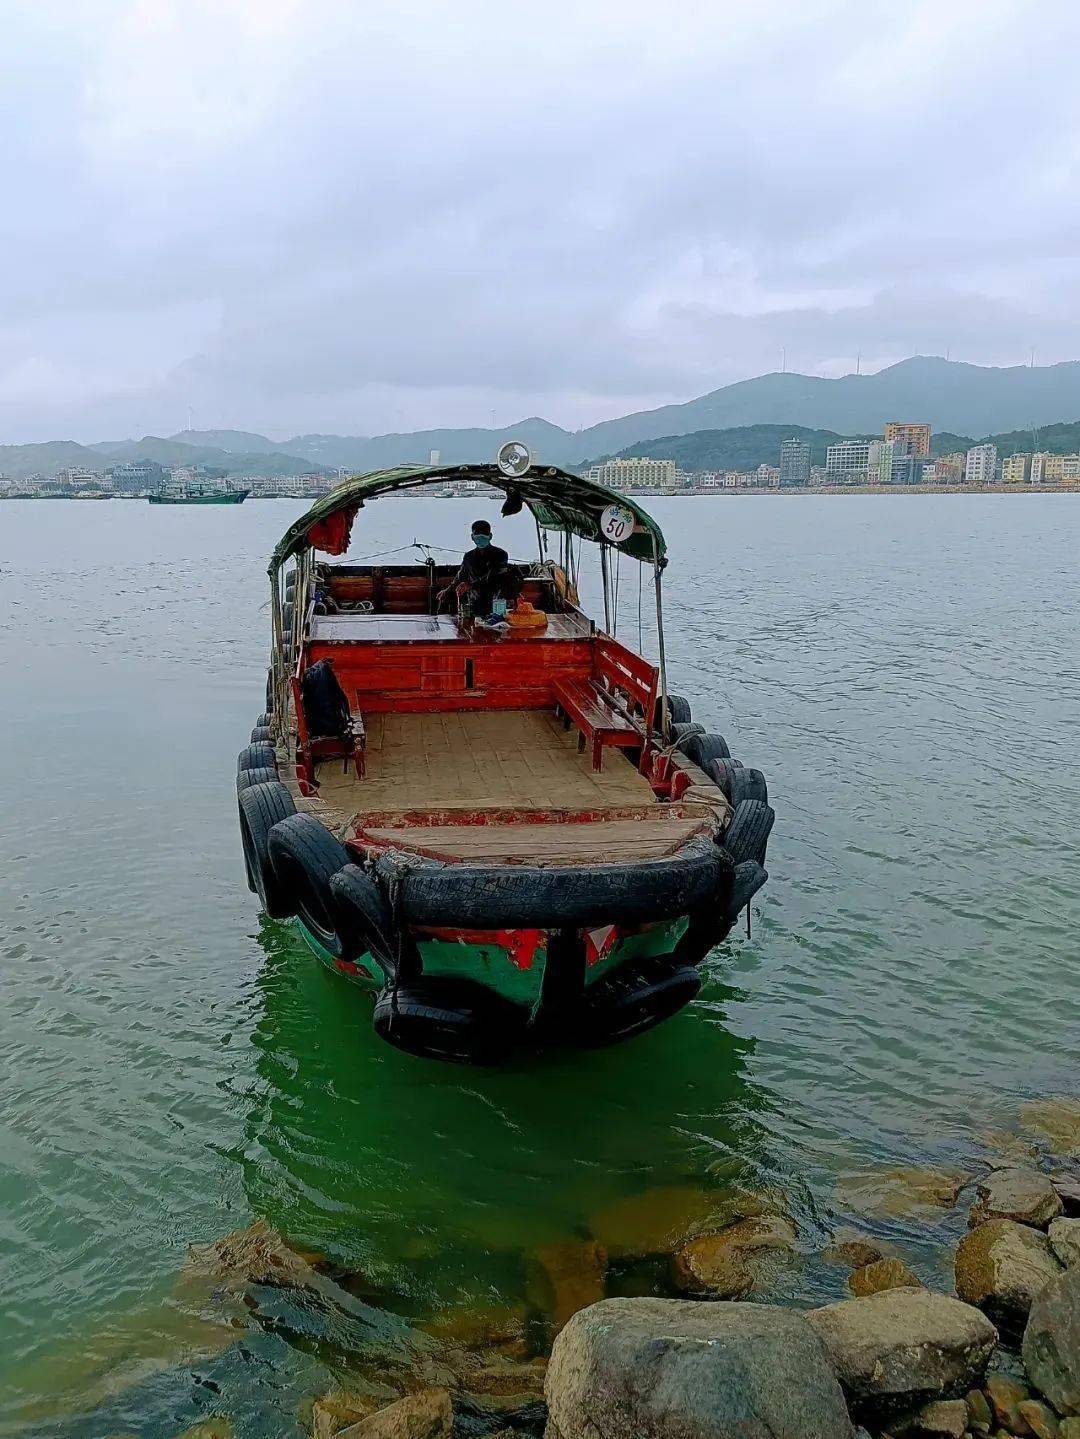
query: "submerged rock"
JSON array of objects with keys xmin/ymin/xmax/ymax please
[
  {"xmin": 805, "ymin": 1288, "xmax": 997, "ymax": 1413},
  {"xmin": 671, "ymin": 1214, "xmax": 798, "ymax": 1298},
  {"xmin": 420, "ymin": 1303, "xmax": 528, "ymax": 1359},
  {"xmin": 587, "ymin": 1183, "xmax": 785, "ymax": 1259},
  {"xmin": 528, "ymin": 1239, "xmax": 607, "ymax": 1335},
  {"xmin": 336, "ymin": 1388, "xmax": 452, "ymax": 1439},
  {"xmin": 848, "ymin": 1258, "xmax": 923, "ymax": 1298},
  {"xmin": 544, "ymin": 1297, "xmax": 853, "ymax": 1439},
  {"xmin": 984, "ymin": 1374, "xmax": 1029, "ymax": 1429},
  {"xmin": 955, "ymin": 1219, "xmax": 1063, "ymax": 1335},
  {"xmin": 823, "ymin": 1232, "xmax": 891, "ymax": 1270},
  {"xmin": 1021, "ymin": 1098, "xmax": 1080, "ymax": 1156},
  {"xmin": 312, "ymin": 1391, "xmax": 382, "ymax": 1438},
  {"xmin": 969, "ymin": 1168, "xmax": 1063, "ymax": 1229},
  {"xmin": 184, "ymin": 1219, "xmax": 326, "ymax": 1293},
  {"xmin": 837, "ymin": 1166, "xmax": 966, "ymax": 1218},
  {"xmin": 171, "ymin": 1423, "xmax": 235, "ymax": 1439},
  {"xmin": 1050, "ymin": 1218, "xmax": 1080, "ymax": 1268},
  {"xmin": 1022, "ymin": 1265, "xmax": 1080, "ymax": 1417}
]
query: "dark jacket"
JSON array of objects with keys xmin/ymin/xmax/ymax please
[{"xmin": 455, "ymin": 543, "xmax": 509, "ymax": 588}]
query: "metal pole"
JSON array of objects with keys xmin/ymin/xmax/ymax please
[
  {"xmin": 652, "ymin": 534, "xmax": 669, "ymax": 740},
  {"xmin": 600, "ymin": 542, "xmax": 612, "ymax": 633}
]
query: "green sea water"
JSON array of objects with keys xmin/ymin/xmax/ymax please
[{"xmin": 1, "ymin": 495, "xmax": 1078, "ymax": 1434}]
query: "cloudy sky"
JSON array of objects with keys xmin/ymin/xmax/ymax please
[{"xmin": 4, "ymin": 0, "xmax": 1080, "ymax": 443}]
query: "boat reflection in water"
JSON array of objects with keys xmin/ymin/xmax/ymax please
[{"xmin": 241, "ymin": 913, "xmax": 766, "ymax": 1322}]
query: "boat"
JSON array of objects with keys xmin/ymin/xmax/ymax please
[
  {"xmin": 149, "ymin": 480, "xmax": 248, "ymax": 504},
  {"xmin": 237, "ymin": 446, "xmax": 774, "ymax": 1063}
]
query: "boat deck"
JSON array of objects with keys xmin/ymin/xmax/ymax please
[{"xmin": 296, "ymin": 710, "xmax": 722, "ymax": 865}]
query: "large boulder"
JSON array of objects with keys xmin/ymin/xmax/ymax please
[
  {"xmin": 805, "ymin": 1289, "xmax": 996, "ymax": 1415},
  {"xmin": 337, "ymin": 1388, "xmax": 452, "ymax": 1439},
  {"xmin": 955, "ymin": 1219, "xmax": 1063, "ymax": 1335},
  {"xmin": 544, "ymin": 1296, "xmax": 854, "ymax": 1439},
  {"xmin": 969, "ymin": 1168, "xmax": 1063, "ymax": 1229},
  {"xmin": 1049, "ymin": 1217, "xmax": 1080, "ymax": 1269},
  {"xmin": 671, "ymin": 1215, "xmax": 798, "ymax": 1298},
  {"xmin": 1022, "ymin": 1265, "xmax": 1080, "ymax": 1416}
]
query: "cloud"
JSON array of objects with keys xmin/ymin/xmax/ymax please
[{"xmin": 3, "ymin": 0, "xmax": 1080, "ymax": 441}]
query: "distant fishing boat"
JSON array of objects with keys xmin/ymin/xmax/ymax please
[
  {"xmin": 237, "ymin": 444, "xmax": 775, "ymax": 1063},
  {"xmin": 149, "ymin": 480, "xmax": 248, "ymax": 505}
]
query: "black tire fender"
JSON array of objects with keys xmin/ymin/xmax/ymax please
[
  {"xmin": 237, "ymin": 765, "xmax": 278, "ymax": 794},
  {"xmin": 329, "ymin": 865, "xmax": 396, "ymax": 968},
  {"xmin": 250, "ymin": 725, "xmax": 271, "ymax": 743},
  {"xmin": 684, "ymin": 732, "xmax": 731, "ymax": 768},
  {"xmin": 373, "ymin": 979, "xmax": 527, "ymax": 1065},
  {"xmin": 655, "ymin": 693, "xmax": 692, "ymax": 728},
  {"xmin": 579, "ymin": 959, "xmax": 701, "ymax": 1047},
  {"xmin": 378, "ymin": 836, "xmax": 730, "ymax": 929},
  {"xmin": 722, "ymin": 800, "xmax": 775, "ymax": 866},
  {"xmin": 705, "ymin": 756, "xmax": 744, "ymax": 799},
  {"xmin": 728, "ymin": 860, "xmax": 768, "ymax": 917},
  {"xmin": 728, "ymin": 766, "xmax": 768, "ymax": 806},
  {"xmin": 238, "ymin": 741, "xmax": 276, "ymax": 774},
  {"xmin": 238, "ymin": 781, "xmax": 296, "ymax": 915},
  {"xmin": 669, "ymin": 721, "xmax": 705, "ymax": 743},
  {"xmin": 268, "ymin": 814, "xmax": 352, "ymax": 957},
  {"xmin": 256, "ymin": 711, "xmax": 271, "ymax": 727}
]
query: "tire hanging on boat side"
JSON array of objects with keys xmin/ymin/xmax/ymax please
[
  {"xmin": 722, "ymin": 799, "xmax": 775, "ymax": 866},
  {"xmin": 684, "ymin": 732, "xmax": 731, "ymax": 768},
  {"xmin": 238, "ymin": 741, "xmax": 276, "ymax": 774},
  {"xmin": 237, "ymin": 765, "xmax": 278, "ymax": 793},
  {"xmin": 329, "ymin": 865, "xmax": 397, "ymax": 971},
  {"xmin": 267, "ymin": 814, "xmax": 353, "ymax": 958},
  {"xmin": 238, "ymin": 781, "xmax": 296, "ymax": 915}
]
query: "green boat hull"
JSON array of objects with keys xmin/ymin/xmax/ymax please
[{"xmin": 148, "ymin": 491, "xmax": 248, "ymax": 504}]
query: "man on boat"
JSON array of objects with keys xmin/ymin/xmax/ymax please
[{"xmin": 440, "ymin": 520, "xmax": 520, "ymax": 618}]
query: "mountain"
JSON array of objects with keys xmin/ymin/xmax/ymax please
[
  {"xmin": 163, "ymin": 429, "xmax": 296, "ymax": 455},
  {"xmin": 2, "ymin": 434, "xmax": 319, "ymax": 480},
  {"xmin": 221, "ymin": 359, "xmax": 1080, "ymax": 471},
  {"xmin": 611, "ymin": 424, "xmax": 863, "ymax": 471}
]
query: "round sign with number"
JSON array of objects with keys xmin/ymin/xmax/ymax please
[{"xmin": 599, "ymin": 502, "xmax": 636, "ymax": 544}]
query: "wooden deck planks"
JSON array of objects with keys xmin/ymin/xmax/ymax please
[{"xmin": 360, "ymin": 817, "xmax": 708, "ymax": 865}]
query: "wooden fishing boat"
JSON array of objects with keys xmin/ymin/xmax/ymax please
[{"xmin": 237, "ymin": 449, "xmax": 774, "ymax": 1062}]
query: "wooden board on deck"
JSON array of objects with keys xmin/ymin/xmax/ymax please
[
  {"xmin": 314, "ymin": 709, "xmax": 654, "ymax": 813},
  {"xmin": 360, "ymin": 817, "xmax": 709, "ymax": 865}
]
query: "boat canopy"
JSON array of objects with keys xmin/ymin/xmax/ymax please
[{"xmin": 268, "ymin": 463, "xmax": 667, "ymax": 573}]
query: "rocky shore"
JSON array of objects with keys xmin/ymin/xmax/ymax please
[{"xmin": 112, "ymin": 1097, "xmax": 1080, "ymax": 1439}]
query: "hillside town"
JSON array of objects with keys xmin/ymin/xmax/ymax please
[
  {"xmin": 585, "ymin": 423, "xmax": 1080, "ymax": 493},
  {"xmin": 2, "ymin": 422, "xmax": 1079, "ymax": 498}
]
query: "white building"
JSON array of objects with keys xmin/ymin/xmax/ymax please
[
  {"xmin": 586, "ymin": 457, "xmax": 677, "ymax": 490},
  {"xmin": 825, "ymin": 440, "xmax": 882, "ymax": 483},
  {"xmin": 56, "ymin": 465, "xmax": 101, "ymax": 489},
  {"xmin": 964, "ymin": 444, "xmax": 998, "ymax": 485}
]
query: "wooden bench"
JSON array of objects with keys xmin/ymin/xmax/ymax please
[{"xmin": 552, "ymin": 636, "xmax": 660, "ymax": 772}]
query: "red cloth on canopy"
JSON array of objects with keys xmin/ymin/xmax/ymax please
[{"xmin": 307, "ymin": 506, "xmax": 357, "ymax": 555}]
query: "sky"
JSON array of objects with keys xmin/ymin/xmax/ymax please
[{"xmin": 4, "ymin": 0, "xmax": 1080, "ymax": 444}]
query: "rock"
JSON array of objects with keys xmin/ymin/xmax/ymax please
[
  {"xmin": 420, "ymin": 1303, "xmax": 528, "ymax": 1358},
  {"xmin": 1052, "ymin": 1172, "xmax": 1080, "ymax": 1217},
  {"xmin": 966, "ymin": 1387, "xmax": 993, "ymax": 1433},
  {"xmin": 806, "ymin": 1289, "xmax": 997, "ymax": 1413},
  {"xmin": 837, "ymin": 1167, "xmax": 966, "ymax": 1218},
  {"xmin": 1018, "ymin": 1400, "xmax": 1061, "ymax": 1438},
  {"xmin": 337, "ymin": 1388, "xmax": 452, "ymax": 1439},
  {"xmin": 970, "ymin": 1170, "xmax": 1063, "ymax": 1230},
  {"xmin": 1021, "ymin": 1099, "xmax": 1080, "ymax": 1156},
  {"xmin": 313, "ymin": 1391, "xmax": 381, "ymax": 1438},
  {"xmin": 588, "ymin": 1184, "xmax": 784, "ymax": 1258},
  {"xmin": 1022, "ymin": 1265, "xmax": 1080, "ymax": 1416},
  {"xmin": 910, "ymin": 1398, "xmax": 969, "ymax": 1436},
  {"xmin": 824, "ymin": 1232, "xmax": 891, "ymax": 1269},
  {"xmin": 459, "ymin": 1358, "xmax": 547, "ymax": 1398},
  {"xmin": 172, "ymin": 1425, "xmax": 235, "ymax": 1439},
  {"xmin": 848, "ymin": 1258, "xmax": 924, "ymax": 1298},
  {"xmin": 528, "ymin": 1240, "xmax": 606, "ymax": 1334},
  {"xmin": 984, "ymin": 1375, "xmax": 1029, "ymax": 1429},
  {"xmin": 1049, "ymin": 1218, "xmax": 1080, "ymax": 1269},
  {"xmin": 1060, "ymin": 1420, "xmax": 1080, "ymax": 1438},
  {"xmin": 544, "ymin": 1296, "xmax": 854, "ymax": 1439},
  {"xmin": 983, "ymin": 1132, "xmax": 1044, "ymax": 1168},
  {"xmin": 955, "ymin": 1220, "xmax": 1064, "ymax": 1335},
  {"xmin": 671, "ymin": 1215, "xmax": 798, "ymax": 1298},
  {"xmin": 184, "ymin": 1219, "xmax": 325, "ymax": 1293}
]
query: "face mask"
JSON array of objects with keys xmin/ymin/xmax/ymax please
[{"xmin": 472, "ymin": 533, "xmax": 491, "ymax": 547}]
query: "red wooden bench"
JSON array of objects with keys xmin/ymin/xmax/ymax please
[
  {"xmin": 552, "ymin": 637, "xmax": 659, "ymax": 772},
  {"xmin": 291, "ymin": 672, "xmax": 366, "ymax": 792}
]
